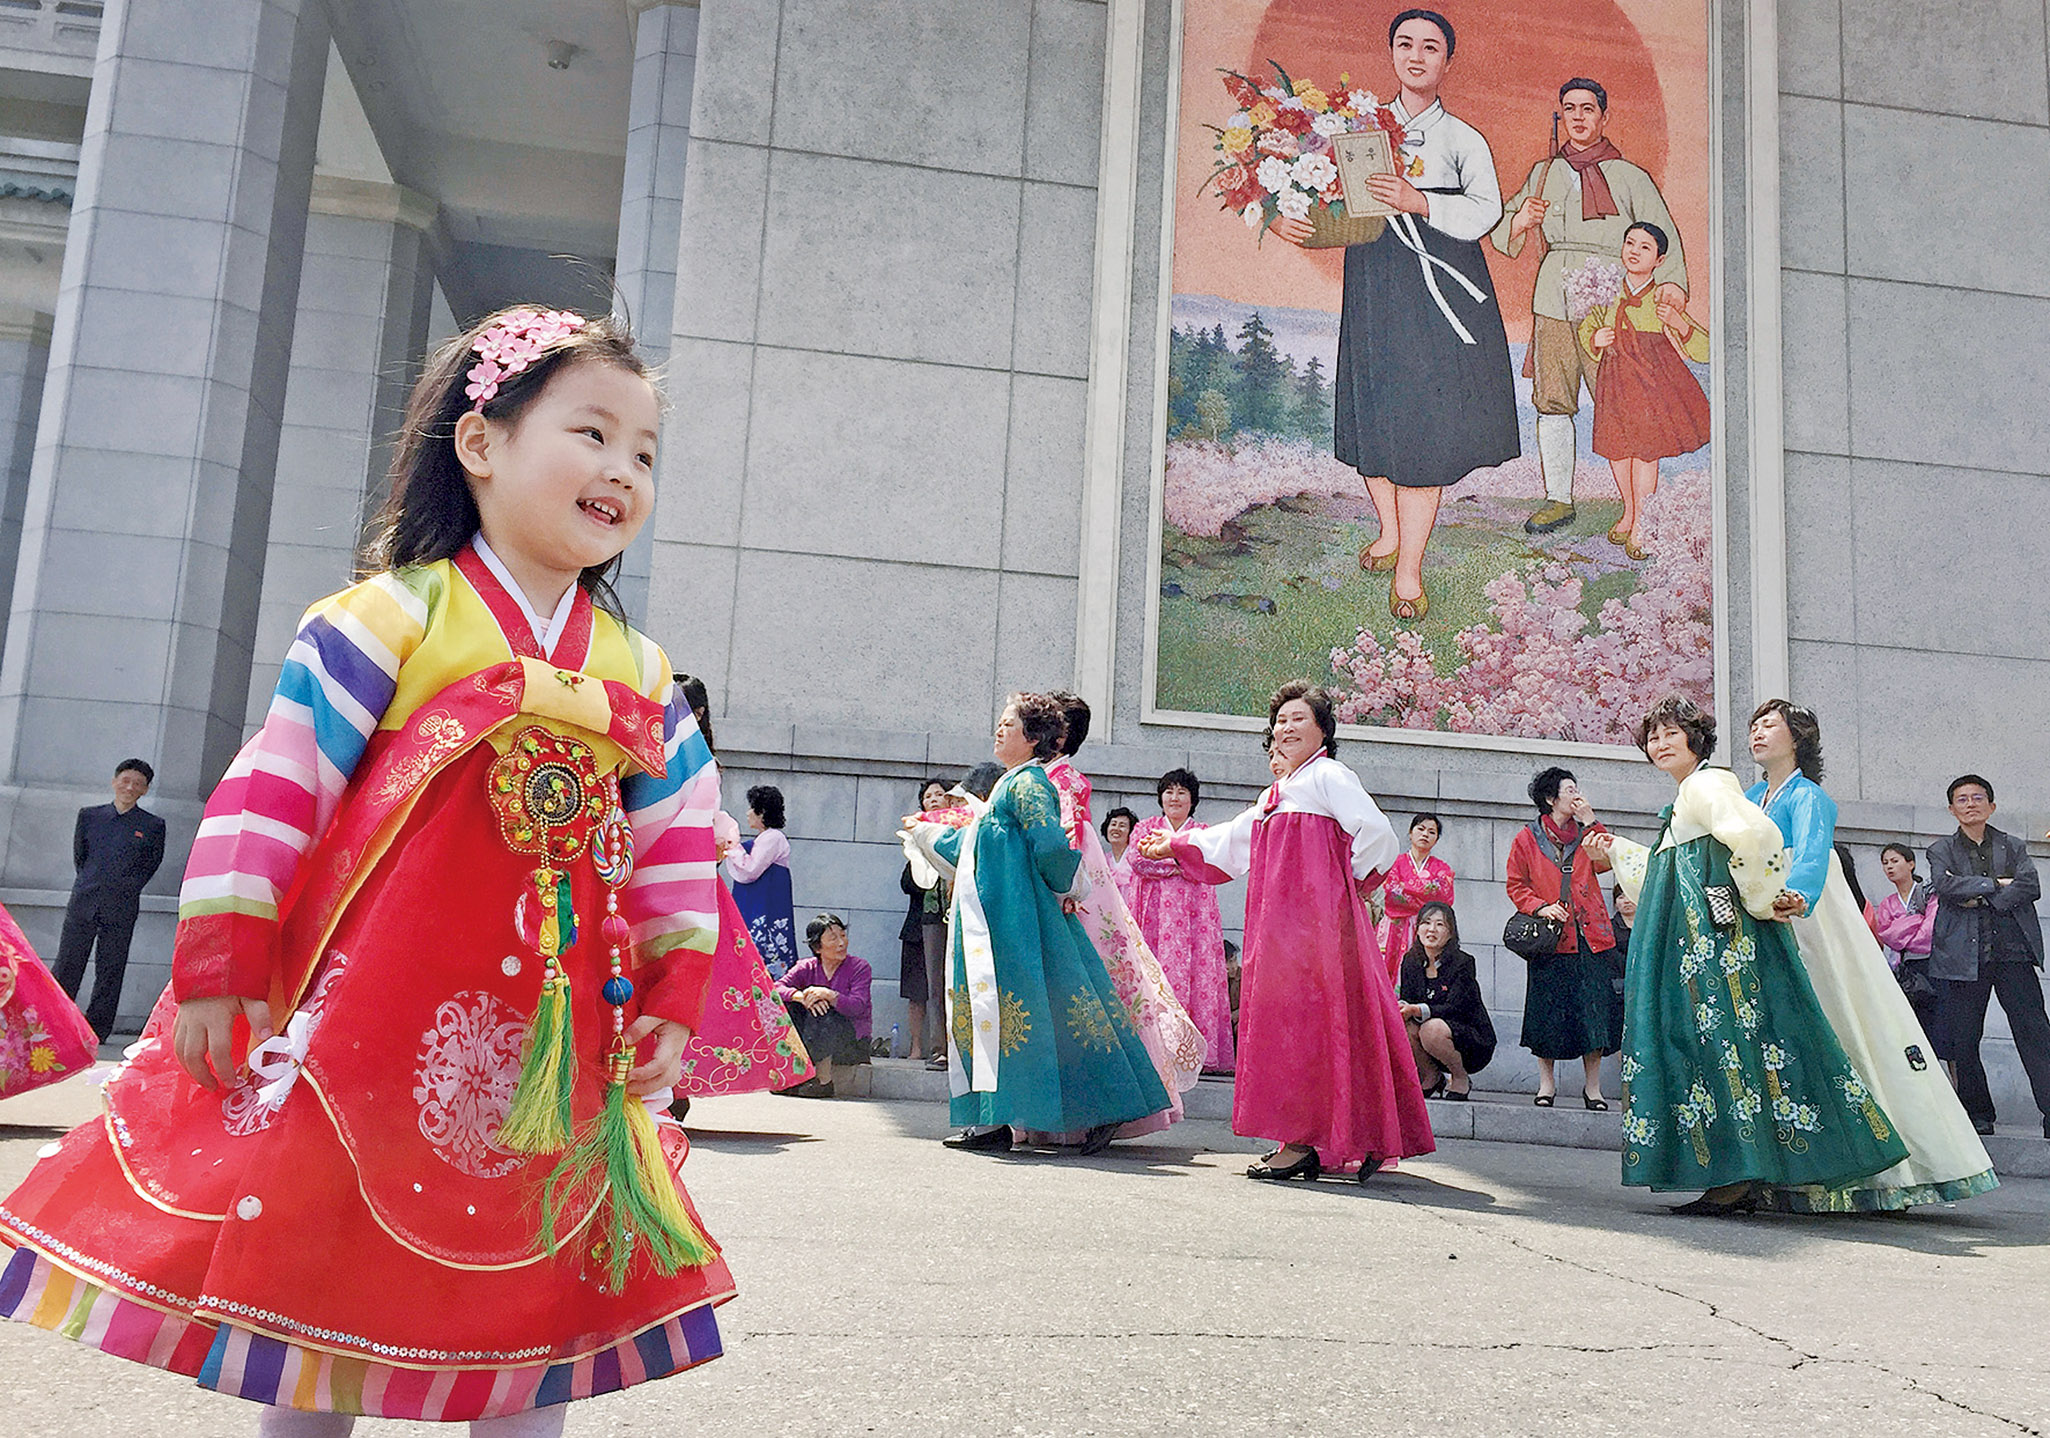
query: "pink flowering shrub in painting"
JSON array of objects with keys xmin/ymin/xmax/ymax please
[
  {"xmin": 1164, "ymin": 437, "xmax": 1362, "ymax": 538},
  {"xmin": 1329, "ymin": 475, "xmax": 1714, "ymax": 744}
]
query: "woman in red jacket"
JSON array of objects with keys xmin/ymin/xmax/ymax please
[{"xmin": 1506, "ymin": 767, "xmax": 1622, "ymax": 1108}]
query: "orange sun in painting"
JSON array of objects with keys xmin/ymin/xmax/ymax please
[{"xmin": 1173, "ymin": 0, "xmax": 1709, "ymax": 343}]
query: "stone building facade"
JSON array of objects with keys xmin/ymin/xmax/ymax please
[{"xmin": 0, "ymin": 0, "xmax": 2041, "ymax": 1102}]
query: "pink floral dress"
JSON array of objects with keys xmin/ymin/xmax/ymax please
[
  {"xmin": 1376, "ymin": 852, "xmax": 1454, "ymax": 984},
  {"xmin": 1126, "ymin": 815, "xmax": 1235, "ymax": 1072},
  {"xmin": 0, "ymin": 902, "xmax": 99, "ymax": 1100}
]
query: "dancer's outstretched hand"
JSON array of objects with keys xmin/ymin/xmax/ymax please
[{"xmin": 173, "ymin": 995, "xmax": 274, "ymax": 1091}]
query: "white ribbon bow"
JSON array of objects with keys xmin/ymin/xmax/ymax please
[{"xmin": 247, "ymin": 1007, "xmax": 318, "ymax": 1108}]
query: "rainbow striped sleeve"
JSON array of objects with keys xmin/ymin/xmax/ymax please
[
  {"xmin": 173, "ymin": 572, "xmax": 430, "ymax": 1000},
  {"xmin": 620, "ymin": 670, "xmax": 721, "ymax": 1029}
]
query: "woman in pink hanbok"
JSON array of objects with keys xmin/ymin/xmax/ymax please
[
  {"xmin": 1125, "ymin": 768, "xmax": 1235, "ymax": 1073},
  {"xmin": 0, "ymin": 902, "xmax": 98, "ymax": 1101},
  {"xmin": 1039, "ymin": 694, "xmax": 1205, "ymax": 1136},
  {"xmin": 1139, "ymin": 682, "xmax": 1433, "ymax": 1182},
  {"xmin": 1377, "ymin": 812, "xmax": 1455, "ymax": 984}
]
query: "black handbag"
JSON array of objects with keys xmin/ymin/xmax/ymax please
[{"xmin": 1503, "ymin": 911, "xmax": 1564, "ymax": 959}]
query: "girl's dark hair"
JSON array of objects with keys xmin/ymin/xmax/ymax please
[
  {"xmin": 1880, "ymin": 841, "xmax": 1918, "ymax": 875},
  {"xmin": 1048, "ymin": 690, "xmax": 1091, "ymax": 757},
  {"xmin": 1402, "ymin": 900, "xmax": 1462, "ymax": 969},
  {"xmin": 1007, "ymin": 692, "xmax": 1068, "ymax": 761},
  {"xmin": 362, "ymin": 307, "xmax": 657, "ymax": 624},
  {"xmin": 1156, "ymin": 767, "xmax": 1202, "ymax": 811},
  {"xmin": 804, "ymin": 913, "xmax": 846, "ymax": 955},
  {"xmin": 1834, "ymin": 843, "xmax": 1869, "ymax": 911},
  {"xmin": 673, "ymin": 672, "xmax": 714, "ymax": 755},
  {"xmin": 1389, "ymin": 7, "xmax": 1455, "ymax": 55},
  {"xmin": 963, "ymin": 762, "xmax": 1005, "ymax": 800},
  {"xmin": 747, "ymin": 784, "xmax": 786, "ymax": 829},
  {"xmin": 1100, "ymin": 806, "xmax": 1138, "ymax": 842},
  {"xmin": 1410, "ymin": 812, "xmax": 1442, "ymax": 835},
  {"xmin": 1528, "ymin": 767, "xmax": 1576, "ymax": 813},
  {"xmin": 1750, "ymin": 698, "xmax": 1824, "ymax": 782},
  {"xmin": 1625, "ymin": 220, "xmax": 1670, "ymax": 257},
  {"xmin": 1636, "ymin": 693, "xmax": 1716, "ymax": 762},
  {"xmin": 1268, "ymin": 680, "xmax": 1339, "ymax": 756}
]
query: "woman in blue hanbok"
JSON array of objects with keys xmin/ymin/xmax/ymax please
[
  {"xmin": 1591, "ymin": 695, "xmax": 1908, "ymax": 1214},
  {"xmin": 903, "ymin": 694, "xmax": 1170, "ymax": 1154},
  {"xmin": 1742, "ymin": 701, "xmax": 1995, "ymax": 1211},
  {"xmin": 725, "ymin": 783, "xmax": 797, "ymax": 979}
]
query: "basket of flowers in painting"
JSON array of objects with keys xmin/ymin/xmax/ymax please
[{"xmin": 1202, "ymin": 63, "xmax": 1409, "ymax": 249}]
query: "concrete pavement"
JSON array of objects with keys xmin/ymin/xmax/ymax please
[{"xmin": 2, "ymin": 1073, "xmax": 2047, "ymax": 1436}]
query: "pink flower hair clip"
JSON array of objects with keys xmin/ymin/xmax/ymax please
[{"xmin": 465, "ymin": 308, "xmax": 588, "ymax": 410}]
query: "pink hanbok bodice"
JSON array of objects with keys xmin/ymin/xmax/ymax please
[{"xmin": 1376, "ymin": 851, "xmax": 1455, "ymax": 983}]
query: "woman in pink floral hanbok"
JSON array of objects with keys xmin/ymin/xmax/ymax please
[
  {"xmin": 1040, "ymin": 695, "xmax": 1205, "ymax": 1136},
  {"xmin": 1377, "ymin": 812, "xmax": 1455, "ymax": 984},
  {"xmin": 1125, "ymin": 768, "xmax": 1235, "ymax": 1073},
  {"xmin": 0, "ymin": 895, "xmax": 104, "ymax": 1101}
]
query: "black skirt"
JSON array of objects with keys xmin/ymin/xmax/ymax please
[
  {"xmin": 1520, "ymin": 938, "xmax": 1623, "ymax": 1059},
  {"xmin": 1333, "ymin": 203, "xmax": 1520, "ymax": 489}
]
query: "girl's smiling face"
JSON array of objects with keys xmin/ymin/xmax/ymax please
[
  {"xmin": 1390, "ymin": 17, "xmax": 1451, "ymax": 94},
  {"xmin": 456, "ymin": 359, "xmax": 660, "ymax": 593},
  {"xmin": 1621, "ymin": 227, "xmax": 1662, "ymax": 278}
]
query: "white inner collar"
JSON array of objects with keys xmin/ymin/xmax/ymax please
[{"xmin": 472, "ymin": 534, "xmax": 576, "ymax": 660}]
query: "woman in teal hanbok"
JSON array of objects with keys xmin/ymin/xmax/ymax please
[
  {"xmin": 903, "ymin": 693, "xmax": 1171, "ymax": 1154},
  {"xmin": 1590, "ymin": 695, "xmax": 1908, "ymax": 1214}
]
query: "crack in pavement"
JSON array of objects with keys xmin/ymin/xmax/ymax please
[{"xmin": 1381, "ymin": 1187, "xmax": 2044, "ymax": 1434}]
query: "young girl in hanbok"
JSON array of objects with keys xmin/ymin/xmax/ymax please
[
  {"xmin": 1741, "ymin": 701, "xmax": 1993, "ymax": 1211},
  {"xmin": 0, "ymin": 902, "xmax": 98, "ymax": 1100},
  {"xmin": 0, "ymin": 309, "xmax": 735, "ymax": 1432},
  {"xmin": 671, "ymin": 674, "xmax": 812, "ymax": 1110},
  {"xmin": 1139, "ymin": 683, "xmax": 1434, "ymax": 1182},
  {"xmin": 1589, "ymin": 695, "xmax": 1908, "ymax": 1214}
]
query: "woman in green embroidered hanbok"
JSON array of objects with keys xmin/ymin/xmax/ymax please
[
  {"xmin": 1592, "ymin": 696, "xmax": 1908, "ymax": 1214},
  {"xmin": 903, "ymin": 694, "xmax": 1171, "ymax": 1153}
]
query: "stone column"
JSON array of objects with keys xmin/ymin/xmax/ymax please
[
  {"xmin": 0, "ymin": 307, "xmax": 52, "ymax": 666},
  {"xmin": 245, "ymin": 178, "xmax": 438, "ymax": 729},
  {"xmin": 612, "ymin": 0, "xmax": 697, "ymax": 623},
  {"xmin": 0, "ymin": 0, "xmax": 330, "ymax": 1017}
]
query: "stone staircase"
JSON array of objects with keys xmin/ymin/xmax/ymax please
[{"xmin": 842, "ymin": 1058, "xmax": 2050, "ymax": 1180}]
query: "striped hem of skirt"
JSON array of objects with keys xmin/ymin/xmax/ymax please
[{"xmin": 2, "ymin": 1245, "xmax": 723, "ymax": 1418}]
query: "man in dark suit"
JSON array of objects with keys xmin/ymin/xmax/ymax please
[
  {"xmin": 1927, "ymin": 773, "xmax": 2050, "ymax": 1138},
  {"xmin": 53, "ymin": 757, "xmax": 167, "ymax": 1037}
]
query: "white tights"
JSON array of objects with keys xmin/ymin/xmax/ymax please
[{"xmin": 256, "ymin": 1406, "xmax": 567, "ymax": 1437}]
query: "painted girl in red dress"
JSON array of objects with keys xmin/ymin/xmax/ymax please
[
  {"xmin": 1581, "ymin": 221, "xmax": 1712, "ymax": 560},
  {"xmin": 0, "ymin": 310, "xmax": 735, "ymax": 1434}
]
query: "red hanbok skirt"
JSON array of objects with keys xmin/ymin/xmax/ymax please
[
  {"xmin": 0, "ymin": 740, "xmax": 733, "ymax": 1421},
  {"xmin": 1590, "ymin": 311, "xmax": 1711, "ymax": 462},
  {"xmin": 1234, "ymin": 813, "xmax": 1434, "ymax": 1166},
  {"xmin": 674, "ymin": 882, "xmax": 813, "ymax": 1096}
]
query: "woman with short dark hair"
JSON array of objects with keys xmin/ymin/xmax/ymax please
[
  {"xmin": 1138, "ymin": 682, "xmax": 1432, "ymax": 1182},
  {"xmin": 1585, "ymin": 694, "xmax": 1908, "ymax": 1214},
  {"xmin": 899, "ymin": 777, "xmax": 954, "ymax": 1061},
  {"xmin": 901, "ymin": 696, "xmax": 1170, "ymax": 1154},
  {"xmin": 773, "ymin": 914, "xmax": 873, "ymax": 1099},
  {"xmin": 725, "ymin": 782, "xmax": 796, "ymax": 978},
  {"xmin": 1126, "ymin": 767, "xmax": 1235, "ymax": 1072},
  {"xmin": 1507, "ymin": 766, "xmax": 1622, "ymax": 1108}
]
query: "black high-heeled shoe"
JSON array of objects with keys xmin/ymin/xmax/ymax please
[
  {"xmin": 1669, "ymin": 1185, "xmax": 1757, "ymax": 1216},
  {"xmin": 1247, "ymin": 1149, "xmax": 1320, "ymax": 1181},
  {"xmin": 1356, "ymin": 1156, "xmax": 1384, "ymax": 1185}
]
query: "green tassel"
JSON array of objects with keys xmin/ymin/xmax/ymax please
[
  {"xmin": 542, "ymin": 1048, "xmax": 716, "ymax": 1289},
  {"xmin": 500, "ymin": 971, "xmax": 575, "ymax": 1154},
  {"xmin": 555, "ymin": 870, "xmax": 578, "ymax": 951}
]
